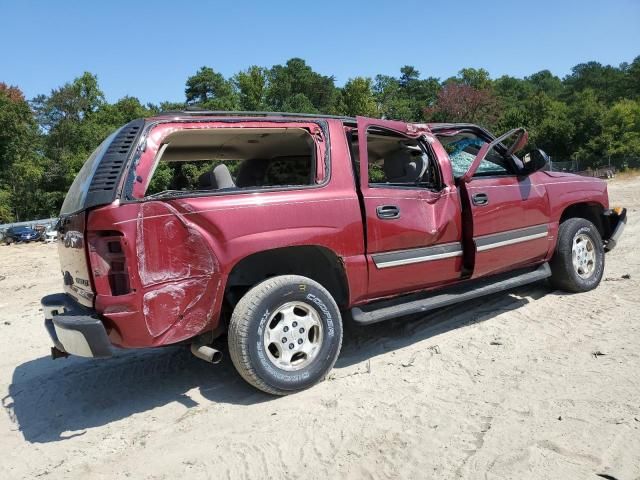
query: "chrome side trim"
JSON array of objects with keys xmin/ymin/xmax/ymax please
[
  {"xmin": 475, "ymin": 224, "xmax": 548, "ymax": 252},
  {"xmin": 477, "ymin": 232, "xmax": 548, "ymax": 251},
  {"xmin": 373, "ymin": 242, "xmax": 463, "ymax": 269}
]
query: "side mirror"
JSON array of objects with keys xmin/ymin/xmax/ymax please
[{"xmin": 521, "ymin": 149, "xmax": 549, "ymax": 174}]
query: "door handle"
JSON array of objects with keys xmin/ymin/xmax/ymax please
[
  {"xmin": 472, "ymin": 193, "xmax": 489, "ymax": 206},
  {"xmin": 376, "ymin": 205, "xmax": 400, "ymax": 219}
]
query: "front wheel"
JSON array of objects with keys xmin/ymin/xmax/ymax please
[
  {"xmin": 549, "ymin": 218, "xmax": 604, "ymax": 292},
  {"xmin": 228, "ymin": 275, "xmax": 343, "ymax": 395}
]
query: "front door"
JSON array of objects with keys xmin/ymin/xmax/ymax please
[
  {"xmin": 355, "ymin": 117, "xmax": 463, "ymax": 299},
  {"xmin": 435, "ymin": 126, "xmax": 551, "ymax": 278}
]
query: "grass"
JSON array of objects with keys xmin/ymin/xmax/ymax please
[{"xmin": 614, "ymin": 168, "xmax": 640, "ymax": 181}]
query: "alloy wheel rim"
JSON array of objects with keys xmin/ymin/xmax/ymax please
[
  {"xmin": 262, "ymin": 301, "xmax": 324, "ymax": 371},
  {"xmin": 572, "ymin": 233, "xmax": 596, "ymax": 279}
]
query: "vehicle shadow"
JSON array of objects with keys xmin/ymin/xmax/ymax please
[
  {"xmin": 338, "ymin": 283, "xmax": 550, "ymax": 368},
  {"xmin": 4, "ymin": 283, "xmax": 551, "ymax": 444}
]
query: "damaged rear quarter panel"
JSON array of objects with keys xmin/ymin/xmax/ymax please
[
  {"xmin": 137, "ymin": 201, "xmax": 220, "ymax": 342},
  {"xmin": 88, "ymin": 201, "xmax": 223, "ymax": 347}
]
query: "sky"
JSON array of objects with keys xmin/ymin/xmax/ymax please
[{"xmin": 1, "ymin": 0, "xmax": 639, "ymax": 105}]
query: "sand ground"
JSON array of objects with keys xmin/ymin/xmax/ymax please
[{"xmin": 1, "ymin": 176, "xmax": 639, "ymax": 480}]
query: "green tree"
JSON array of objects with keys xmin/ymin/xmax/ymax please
[
  {"xmin": 567, "ymin": 89, "xmax": 606, "ymax": 162},
  {"xmin": 340, "ymin": 77, "xmax": 378, "ymax": 117},
  {"xmin": 399, "ymin": 66, "xmax": 441, "ymax": 120},
  {"xmin": 525, "ymin": 92, "xmax": 575, "ymax": 159},
  {"xmin": 526, "ymin": 70, "xmax": 564, "ymax": 98},
  {"xmin": 234, "ymin": 66, "xmax": 269, "ymax": 111},
  {"xmin": 266, "ymin": 58, "xmax": 340, "ymax": 113},
  {"xmin": 455, "ymin": 67, "xmax": 492, "ymax": 90},
  {"xmin": 602, "ymin": 99, "xmax": 640, "ymax": 162},
  {"xmin": 494, "ymin": 75, "xmax": 533, "ymax": 103},
  {"xmin": 373, "ymin": 75, "xmax": 413, "ymax": 121},
  {"xmin": 624, "ymin": 56, "xmax": 640, "ymax": 99},
  {"xmin": 185, "ymin": 66, "xmax": 238, "ymax": 110},
  {"xmin": 0, "ymin": 83, "xmax": 45, "ymax": 221},
  {"xmin": 493, "ymin": 75, "xmax": 532, "ymax": 133},
  {"xmin": 563, "ymin": 62, "xmax": 626, "ymax": 104},
  {"xmin": 31, "ymin": 72, "xmax": 108, "ymax": 186},
  {"xmin": 94, "ymin": 96, "xmax": 153, "ymax": 126},
  {"xmin": 32, "ymin": 72, "xmax": 105, "ymax": 130}
]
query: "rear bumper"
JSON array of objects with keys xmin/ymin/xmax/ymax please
[
  {"xmin": 604, "ymin": 208, "xmax": 627, "ymax": 252},
  {"xmin": 41, "ymin": 293, "xmax": 112, "ymax": 358}
]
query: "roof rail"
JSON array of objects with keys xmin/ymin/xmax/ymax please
[{"xmin": 154, "ymin": 110, "xmax": 357, "ymax": 121}]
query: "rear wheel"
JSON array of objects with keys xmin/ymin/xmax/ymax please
[
  {"xmin": 228, "ymin": 275, "xmax": 343, "ymax": 395},
  {"xmin": 549, "ymin": 218, "xmax": 604, "ymax": 292}
]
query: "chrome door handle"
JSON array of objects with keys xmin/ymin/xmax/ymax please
[
  {"xmin": 472, "ymin": 193, "xmax": 489, "ymax": 206},
  {"xmin": 376, "ymin": 205, "xmax": 400, "ymax": 219}
]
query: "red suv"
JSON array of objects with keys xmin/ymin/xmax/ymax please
[{"xmin": 42, "ymin": 112, "xmax": 626, "ymax": 394}]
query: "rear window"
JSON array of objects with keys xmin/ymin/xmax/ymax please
[{"xmin": 60, "ymin": 129, "xmax": 119, "ymax": 215}]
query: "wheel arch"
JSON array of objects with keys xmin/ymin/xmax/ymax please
[
  {"xmin": 559, "ymin": 202, "xmax": 608, "ymax": 238},
  {"xmin": 225, "ymin": 245, "xmax": 350, "ymax": 310}
]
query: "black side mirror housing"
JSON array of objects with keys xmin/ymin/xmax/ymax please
[{"xmin": 521, "ymin": 149, "xmax": 549, "ymax": 175}]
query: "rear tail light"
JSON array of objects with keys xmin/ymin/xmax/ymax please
[{"xmin": 88, "ymin": 231, "xmax": 131, "ymax": 296}]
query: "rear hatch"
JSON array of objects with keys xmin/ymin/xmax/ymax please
[
  {"xmin": 55, "ymin": 119, "xmax": 145, "ymax": 307},
  {"xmin": 57, "ymin": 211, "xmax": 94, "ymax": 307}
]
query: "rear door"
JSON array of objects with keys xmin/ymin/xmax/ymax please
[
  {"xmin": 437, "ymin": 127, "xmax": 551, "ymax": 278},
  {"xmin": 355, "ymin": 117, "xmax": 463, "ymax": 299}
]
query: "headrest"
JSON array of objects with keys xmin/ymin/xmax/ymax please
[
  {"xmin": 212, "ymin": 164, "xmax": 235, "ymax": 189},
  {"xmin": 198, "ymin": 169, "xmax": 215, "ymax": 189},
  {"xmin": 383, "ymin": 147, "xmax": 425, "ymax": 183},
  {"xmin": 197, "ymin": 164, "xmax": 236, "ymax": 189}
]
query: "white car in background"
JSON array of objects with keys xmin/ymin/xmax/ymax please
[{"xmin": 44, "ymin": 230, "xmax": 57, "ymax": 244}]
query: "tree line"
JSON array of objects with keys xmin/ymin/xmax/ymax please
[{"xmin": 1, "ymin": 56, "xmax": 639, "ymax": 222}]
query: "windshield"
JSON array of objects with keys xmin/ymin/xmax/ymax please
[
  {"xmin": 59, "ymin": 129, "xmax": 120, "ymax": 216},
  {"xmin": 437, "ymin": 132, "xmax": 515, "ymax": 178}
]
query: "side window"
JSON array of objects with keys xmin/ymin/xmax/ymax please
[
  {"xmin": 144, "ymin": 128, "xmax": 317, "ymax": 197},
  {"xmin": 360, "ymin": 128, "xmax": 441, "ymax": 189},
  {"xmin": 438, "ymin": 133, "xmax": 512, "ymax": 178}
]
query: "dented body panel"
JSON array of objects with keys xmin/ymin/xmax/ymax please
[{"xmin": 46, "ymin": 113, "xmax": 622, "ymax": 354}]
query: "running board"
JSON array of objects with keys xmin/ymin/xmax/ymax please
[{"xmin": 351, "ymin": 263, "xmax": 551, "ymax": 325}]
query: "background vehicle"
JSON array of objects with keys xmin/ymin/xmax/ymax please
[
  {"xmin": 4, "ymin": 226, "xmax": 41, "ymax": 244},
  {"xmin": 41, "ymin": 112, "xmax": 626, "ymax": 395},
  {"xmin": 43, "ymin": 229, "xmax": 57, "ymax": 244}
]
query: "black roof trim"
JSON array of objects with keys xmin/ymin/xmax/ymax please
[{"xmin": 154, "ymin": 110, "xmax": 356, "ymax": 122}]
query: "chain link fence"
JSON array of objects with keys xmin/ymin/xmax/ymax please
[
  {"xmin": 547, "ymin": 157, "xmax": 640, "ymax": 177},
  {"xmin": 548, "ymin": 160, "xmax": 578, "ymax": 172}
]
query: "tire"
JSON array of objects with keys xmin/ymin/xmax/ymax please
[
  {"xmin": 228, "ymin": 275, "xmax": 343, "ymax": 395},
  {"xmin": 549, "ymin": 218, "xmax": 604, "ymax": 292}
]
